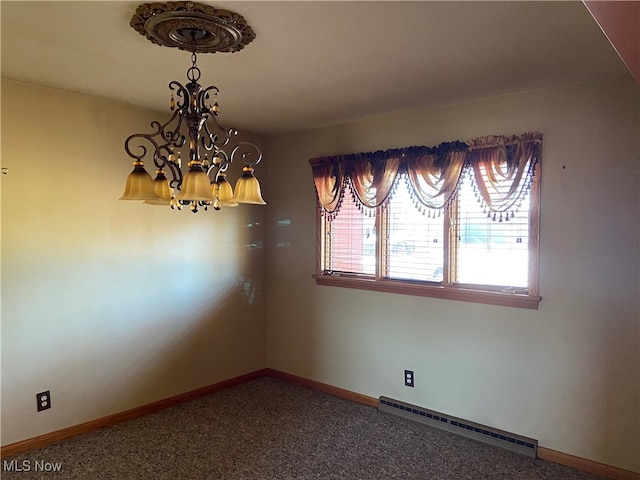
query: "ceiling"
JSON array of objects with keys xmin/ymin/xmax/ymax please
[{"xmin": 0, "ymin": 1, "xmax": 633, "ymax": 135}]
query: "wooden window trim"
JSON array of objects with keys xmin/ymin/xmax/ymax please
[{"xmin": 313, "ymin": 273, "xmax": 541, "ymax": 309}]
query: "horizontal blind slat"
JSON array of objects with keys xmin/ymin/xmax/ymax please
[
  {"xmin": 325, "ymin": 191, "xmax": 375, "ymax": 275},
  {"xmin": 455, "ymin": 168, "xmax": 530, "ymax": 288},
  {"xmin": 386, "ymin": 177, "xmax": 444, "ymax": 282}
]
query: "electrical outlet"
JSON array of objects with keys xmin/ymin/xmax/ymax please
[
  {"xmin": 404, "ymin": 370, "xmax": 414, "ymax": 387},
  {"xmin": 36, "ymin": 391, "xmax": 51, "ymax": 412}
]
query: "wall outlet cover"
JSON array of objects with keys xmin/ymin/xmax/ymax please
[
  {"xmin": 37, "ymin": 391, "xmax": 51, "ymax": 412},
  {"xmin": 404, "ymin": 370, "xmax": 414, "ymax": 387}
]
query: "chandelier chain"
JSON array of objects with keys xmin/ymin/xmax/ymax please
[{"xmin": 187, "ymin": 51, "xmax": 201, "ymax": 82}]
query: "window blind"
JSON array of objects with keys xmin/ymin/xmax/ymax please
[
  {"xmin": 325, "ymin": 189, "xmax": 375, "ymax": 275},
  {"xmin": 386, "ymin": 176, "xmax": 444, "ymax": 282},
  {"xmin": 454, "ymin": 172, "xmax": 530, "ymax": 289}
]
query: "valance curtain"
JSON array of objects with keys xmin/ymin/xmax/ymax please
[{"xmin": 309, "ymin": 132, "xmax": 542, "ymax": 219}]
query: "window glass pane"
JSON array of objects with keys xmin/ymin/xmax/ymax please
[
  {"xmin": 455, "ymin": 176, "xmax": 529, "ymax": 288},
  {"xmin": 325, "ymin": 190, "xmax": 375, "ymax": 275},
  {"xmin": 386, "ymin": 177, "xmax": 444, "ymax": 282}
]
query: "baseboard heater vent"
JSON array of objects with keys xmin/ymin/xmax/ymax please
[{"xmin": 379, "ymin": 396, "xmax": 537, "ymax": 458}]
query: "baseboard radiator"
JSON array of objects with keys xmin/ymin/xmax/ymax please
[{"xmin": 379, "ymin": 396, "xmax": 538, "ymax": 458}]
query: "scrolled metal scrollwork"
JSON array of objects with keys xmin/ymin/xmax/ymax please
[
  {"xmin": 231, "ymin": 140, "xmax": 263, "ymax": 167},
  {"xmin": 124, "ymin": 52, "xmax": 263, "ymax": 205},
  {"xmin": 124, "ymin": 108, "xmax": 185, "ymax": 169}
]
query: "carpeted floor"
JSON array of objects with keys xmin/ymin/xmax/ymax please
[{"xmin": 2, "ymin": 378, "xmax": 607, "ymax": 479}]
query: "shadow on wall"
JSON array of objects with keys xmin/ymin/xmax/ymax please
[
  {"xmin": 108, "ymin": 211, "xmax": 267, "ymax": 420},
  {"xmin": 1, "ymin": 208, "xmax": 267, "ymax": 446}
]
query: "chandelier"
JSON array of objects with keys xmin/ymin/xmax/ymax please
[{"xmin": 120, "ymin": 1, "xmax": 265, "ymax": 213}]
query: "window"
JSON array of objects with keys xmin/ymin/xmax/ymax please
[{"xmin": 311, "ymin": 133, "xmax": 541, "ymax": 309}]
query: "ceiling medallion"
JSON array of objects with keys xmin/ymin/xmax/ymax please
[{"xmin": 130, "ymin": 1, "xmax": 256, "ymax": 53}]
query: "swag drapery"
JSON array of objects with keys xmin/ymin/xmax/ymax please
[{"xmin": 309, "ymin": 132, "xmax": 542, "ymax": 220}]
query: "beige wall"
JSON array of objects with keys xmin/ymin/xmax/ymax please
[
  {"xmin": 2, "ymin": 75, "xmax": 639, "ymax": 473},
  {"xmin": 265, "ymin": 76, "xmax": 640, "ymax": 472},
  {"xmin": 0, "ymin": 79, "xmax": 268, "ymax": 445}
]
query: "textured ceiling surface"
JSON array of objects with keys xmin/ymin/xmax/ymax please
[{"xmin": 0, "ymin": 1, "xmax": 630, "ymax": 135}]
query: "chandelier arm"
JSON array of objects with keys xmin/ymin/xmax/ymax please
[
  {"xmin": 200, "ymin": 121, "xmax": 219, "ymax": 152},
  {"xmin": 201, "ymin": 114, "xmax": 232, "ymax": 148},
  {"xmin": 205, "ymin": 150, "xmax": 230, "ymax": 177},
  {"xmin": 229, "ymin": 140, "xmax": 263, "ymax": 166},
  {"xmin": 124, "ymin": 135, "xmax": 148, "ymax": 162},
  {"xmin": 215, "ymin": 162, "xmax": 231, "ymax": 176},
  {"xmin": 201, "ymin": 115, "xmax": 231, "ymax": 171},
  {"xmin": 169, "ymin": 81, "xmax": 190, "ymax": 110},
  {"xmin": 200, "ymin": 86, "xmax": 220, "ymax": 112},
  {"xmin": 164, "ymin": 155, "xmax": 184, "ymax": 189},
  {"xmin": 161, "ymin": 110, "xmax": 187, "ymax": 146},
  {"xmin": 124, "ymin": 110, "xmax": 186, "ymax": 181},
  {"xmin": 200, "ymin": 137, "xmax": 215, "ymax": 153},
  {"xmin": 125, "ymin": 128, "xmax": 165, "ymax": 166},
  {"xmin": 224, "ymin": 127, "xmax": 238, "ymax": 147}
]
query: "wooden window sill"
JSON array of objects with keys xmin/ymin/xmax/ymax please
[{"xmin": 313, "ymin": 274, "xmax": 541, "ymax": 310}]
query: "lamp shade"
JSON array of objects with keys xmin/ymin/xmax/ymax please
[
  {"xmin": 119, "ymin": 162, "xmax": 159, "ymax": 200},
  {"xmin": 232, "ymin": 166, "xmax": 266, "ymax": 205},
  {"xmin": 144, "ymin": 170, "xmax": 174, "ymax": 205},
  {"xmin": 212, "ymin": 173, "xmax": 239, "ymax": 207},
  {"xmin": 175, "ymin": 162, "xmax": 216, "ymax": 202}
]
